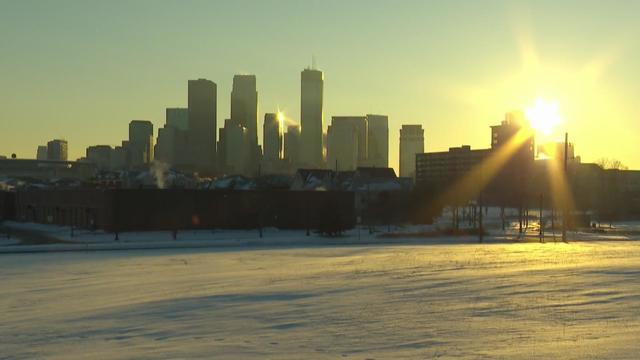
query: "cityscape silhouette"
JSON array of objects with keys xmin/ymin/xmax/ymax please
[{"xmin": 1, "ymin": 1, "xmax": 639, "ymax": 359}]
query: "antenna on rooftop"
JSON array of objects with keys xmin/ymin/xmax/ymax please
[{"xmin": 311, "ymin": 55, "xmax": 317, "ymax": 70}]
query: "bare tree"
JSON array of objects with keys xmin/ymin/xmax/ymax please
[{"xmin": 595, "ymin": 158, "xmax": 628, "ymax": 171}]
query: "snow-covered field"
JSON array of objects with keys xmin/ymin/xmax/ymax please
[{"xmin": 2, "ymin": 240, "xmax": 640, "ymax": 359}]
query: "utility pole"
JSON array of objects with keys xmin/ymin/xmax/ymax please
[
  {"xmin": 478, "ymin": 193, "xmax": 484, "ymax": 243},
  {"xmin": 562, "ymin": 132, "xmax": 568, "ymax": 242},
  {"xmin": 539, "ymin": 193, "xmax": 544, "ymax": 242},
  {"xmin": 478, "ymin": 161, "xmax": 484, "ymax": 243}
]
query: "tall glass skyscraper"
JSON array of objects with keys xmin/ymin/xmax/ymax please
[
  {"xmin": 187, "ymin": 78, "xmax": 217, "ymax": 174},
  {"xmin": 300, "ymin": 68, "xmax": 324, "ymax": 168},
  {"xmin": 231, "ymin": 74, "xmax": 259, "ymax": 173}
]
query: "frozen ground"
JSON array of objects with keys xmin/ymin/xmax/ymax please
[
  {"xmin": 2, "ymin": 206, "xmax": 638, "ymax": 252},
  {"xmin": 2, "ymin": 240, "xmax": 640, "ymax": 359}
]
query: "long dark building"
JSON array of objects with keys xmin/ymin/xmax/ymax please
[
  {"xmin": 415, "ymin": 112, "xmax": 535, "ymax": 206},
  {"xmin": 12, "ymin": 189, "xmax": 356, "ymax": 232},
  {"xmin": 416, "ymin": 145, "xmax": 491, "ymax": 189}
]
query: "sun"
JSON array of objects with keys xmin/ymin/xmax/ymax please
[{"xmin": 525, "ymin": 99, "xmax": 562, "ymax": 136}]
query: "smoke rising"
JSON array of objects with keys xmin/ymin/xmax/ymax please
[{"xmin": 150, "ymin": 161, "xmax": 170, "ymax": 189}]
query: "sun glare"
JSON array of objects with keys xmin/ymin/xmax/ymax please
[
  {"xmin": 525, "ymin": 99, "xmax": 562, "ymax": 136},
  {"xmin": 276, "ymin": 111, "xmax": 285, "ymax": 126}
]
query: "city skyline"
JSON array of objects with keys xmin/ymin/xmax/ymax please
[
  {"xmin": 2, "ymin": 0, "xmax": 640, "ymax": 172},
  {"xmin": 3, "ymin": 3, "xmax": 640, "ymax": 358}
]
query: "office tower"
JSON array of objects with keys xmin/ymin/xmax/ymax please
[
  {"xmin": 224, "ymin": 119, "xmax": 249, "ymax": 175},
  {"xmin": 36, "ymin": 146, "xmax": 47, "ymax": 160},
  {"xmin": 263, "ymin": 113, "xmax": 282, "ymax": 161},
  {"xmin": 156, "ymin": 108, "xmax": 190, "ymax": 166},
  {"xmin": 166, "ymin": 108, "xmax": 189, "ymax": 131},
  {"xmin": 327, "ymin": 121, "xmax": 359, "ymax": 171},
  {"xmin": 327, "ymin": 116, "xmax": 367, "ymax": 170},
  {"xmin": 155, "ymin": 126, "xmax": 173, "ymax": 165},
  {"xmin": 366, "ymin": 114, "xmax": 389, "ymax": 167},
  {"xmin": 491, "ymin": 111, "xmax": 535, "ymax": 162},
  {"xmin": 490, "ymin": 111, "xmax": 535, "ymax": 197},
  {"xmin": 128, "ymin": 120, "xmax": 154, "ymax": 167},
  {"xmin": 111, "ymin": 143, "xmax": 128, "ymax": 170},
  {"xmin": 86, "ymin": 145, "xmax": 112, "ymax": 170},
  {"xmin": 322, "ymin": 132, "xmax": 328, "ymax": 160},
  {"xmin": 284, "ymin": 124, "xmax": 301, "ymax": 167},
  {"xmin": 300, "ymin": 68, "xmax": 324, "ymax": 167},
  {"xmin": 231, "ymin": 74, "xmax": 259, "ymax": 169},
  {"xmin": 399, "ymin": 125, "xmax": 424, "ymax": 179},
  {"xmin": 217, "ymin": 127, "xmax": 227, "ymax": 172},
  {"xmin": 156, "ymin": 126, "xmax": 189, "ymax": 166},
  {"xmin": 188, "ymin": 78, "xmax": 217, "ymax": 173},
  {"xmin": 46, "ymin": 139, "xmax": 68, "ymax": 161}
]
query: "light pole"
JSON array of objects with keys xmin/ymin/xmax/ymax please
[{"xmin": 562, "ymin": 132, "xmax": 568, "ymax": 242}]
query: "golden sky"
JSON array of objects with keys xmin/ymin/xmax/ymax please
[{"xmin": 1, "ymin": 0, "xmax": 638, "ymax": 171}]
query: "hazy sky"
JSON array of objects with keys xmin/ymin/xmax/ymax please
[{"xmin": 1, "ymin": 0, "xmax": 639, "ymax": 172}]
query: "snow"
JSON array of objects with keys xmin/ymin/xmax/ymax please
[
  {"xmin": 0, "ymin": 221, "xmax": 488, "ymax": 253},
  {"xmin": 2, "ymin": 210, "xmax": 640, "ymax": 253},
  {"xmin": 2, "ymin": 234, "xmax": 640, "ymax": 358}
]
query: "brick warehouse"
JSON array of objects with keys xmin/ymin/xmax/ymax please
[{"xmin": 11, "ymin": 189, "xmax": 356, "ymax": 232}]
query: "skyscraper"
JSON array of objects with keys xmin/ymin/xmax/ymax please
[
  {"xmin": 224, "ymin": 118, "xmax": 249, "ymax": 175},
  {"xmin": 217, "ymin": 126, "xmax": 227, "ymax": 172},
  {"xmin": 327, "ymin": 121, "xmax": 359, "ymax": 171},
  {"xmin": 366, "ymin": 114, "xmax": 389, "ymax": 168},
  {"xmin": 156, "ymin": 108, "xmax": 190, "ymax": 167},
  {"xmin": 166, "ymin": 108, "xmax": 189, "ymax": 131},
  {"xmin": 490, "ymin": 111, "xmax": 535, "ymax": 192},
  {"xmin": 300, "ymin": 68, "xmax": 324, "ymax": 167},
  {"xmin": 188, "ymin": 78, "xmax": 217, "ymax": 174},
  {"xmin": 36, "ymin": 145, "xmax": 47, "ymax": 161},
  {"xmin": 327, "ymin": 116, "xmax": 367, "ymax": 171},
  {"xmin": 490, "ymin": 111, "xmax": 534, "ymax": 162},
  {"xmin": 284, "ymin": 124, "xmax": 301, "ymax": 167},
  {"xmin": 86, "ymin": 145, "xmax": 113, "ymax": 170},
  {"xmin": 263, "ymin": 113, "xmax": 282, "ymax": 161},
  {"xmin": 399, "ymin": 125, "xmax": 424, "ymax": 179},
  {"xmin": 128, "ymin": 120, "xmax": 154, "ymax": 167},
  {"xmin": 156, "ymin": 126, "xmax": 189, "ymax": 167},
  {"xmin": 231, "ymin": 75, "xmax": 259, "ymax": 170},
  {"xmin": 111, "ymin": 142, "xmax": 129, "ymax": 170},
  {"xmin": 46, "ymin": 139, "xmax": 68, "ymax": 161}
]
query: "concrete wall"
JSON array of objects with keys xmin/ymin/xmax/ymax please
[{"xmin": 0, "ymin": 191, "xmax": 16, "ymax": 221}]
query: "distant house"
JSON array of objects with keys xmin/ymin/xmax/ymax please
[
  {"xmin": 291, "ymin": 167, "xmax": 406, "ymax": 192},
  {"xmin": 349, "ymin": 167, "xmax": 403, "ymax": 192},
  {"xmin": 206, "ymin": 174, "xmax": 293, "ymax": 191},
  {"xmin": 291, "ymin": 169, "xmax": 335, "ymax": 191},
  {"xmin": 291, "ymin": 167, "xmax": 410, "ymax": 224}
]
